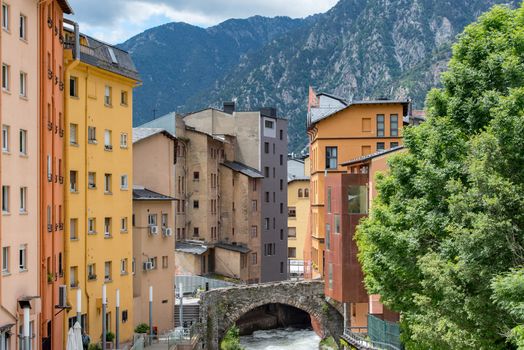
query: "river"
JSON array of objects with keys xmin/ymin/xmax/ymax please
[{"xmin": 240, "ymin": 328, "xmax": 321, "ymax": 350}]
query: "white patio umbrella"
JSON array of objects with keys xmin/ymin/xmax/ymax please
[
  {"xmin": 66, "ymin": 327, "xmax": 77, "ymax": 350},
  {"xmin": 74, "ymin": 322, "xmax": 83, "ymax": 350}
]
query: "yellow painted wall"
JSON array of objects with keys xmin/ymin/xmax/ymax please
[
  {"xmin": 287, "ymin": 180, "xmax": 309, "ymax": 261},
  {"xmin": 64, "ymin": 57, "xmax": 137, "ymax": 343},
  {"xmin": 308, "ymin": 103, "xmax": 405, "ymax": 276}
]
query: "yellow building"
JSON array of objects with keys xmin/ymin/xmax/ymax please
[
  {"xmin": 287, "ymin": 158, "xmax": 310, "ymax": 277},
  {"xmin": 63, "ymin": 28, "xmax": 140, "ymax": 345}
]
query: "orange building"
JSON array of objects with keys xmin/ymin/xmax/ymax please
[
  {"xmin": 305, "ymin": 89, "xmax": 410, "ymax": 278},
  {"xmin": 38, "ymin": 1, "xmax": 73, "ymax": 349}
]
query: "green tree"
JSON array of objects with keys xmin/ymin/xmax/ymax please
[
  {"xmin": 355, "ymin": 3, "xmax": 524, "ymax": 349},
  {"xmin": 220, "ymin": 326, "xmax": 245, "ymax": 350}
]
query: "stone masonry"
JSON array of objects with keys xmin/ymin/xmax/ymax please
[{"xmin": 199, "ymin": 280, "xmax": 344, "ymax": 349}]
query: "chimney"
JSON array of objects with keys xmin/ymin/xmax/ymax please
[
  {"xmin": 260, "ymin": 107, "xmax": 277, "ymax": 118},
  {"xmin": 223, "ymin": 101, "xmax": 235, "ymax": 114}
]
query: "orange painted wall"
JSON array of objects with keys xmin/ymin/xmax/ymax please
[
  {"xmin": 308, "ymin": 103, "xmax": 405, "ymax": 276},
  {"xmin": 39, "ymin": 1, "xmax": 67, "ymax": 348}
]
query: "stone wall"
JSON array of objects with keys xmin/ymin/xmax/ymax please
[{"xmin": 199, "ymin": 280, "xmax": 343, "ymax": 349}]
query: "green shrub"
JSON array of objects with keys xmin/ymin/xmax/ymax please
[{"xmin": 134, "ymin": 323, "xmax": 150, "ymax": 334}]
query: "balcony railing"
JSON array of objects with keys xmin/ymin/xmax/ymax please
[{"xmin": 342, "ymin": 327, "xmax": 401, "ymax": 350}]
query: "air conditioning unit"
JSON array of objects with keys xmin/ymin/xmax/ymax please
[
  {"xmin": 162, "ymin": 227, "xmax": 173, "ymax": 237},
  {"xmin": 143, "ymin": 261, "xmax": 153, "ymax": 271},
  {"xmin": 149, "ymin": 226, "xmax": 158, "ymax": 235},
  {"xmin": 58, "ymin": 285, "xmax": 67, "ymax": 308}
]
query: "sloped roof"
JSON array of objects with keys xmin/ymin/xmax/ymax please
[
  {"xmin": 176, "ymin": 241, "xmax": 208, "ymax": 255},
  {"xmin": 133, "ymin": 128, "xmax": 176, "ymax": 144},
  {"xmin": 58, "ymin": 0, "xmax": 73, "ymax": 14},
  {"xmin": 133, "ymin": 187, "xmax": 175, "ymax": 201},
  {"xmin": 215, "ymin": 242, "xmax": 251, "ymax": 254},
  {"xmin": 317, "ymin": 92, "xmax": 348, "ymax": 106},
  {"xmin": 340, "ymin": 146, "xmax": 405, "ymax": 166},
  {"xmin": 221, "ymin": 161, "xmax": 264, "ymax": 178}
]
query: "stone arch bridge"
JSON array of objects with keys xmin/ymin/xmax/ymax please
[{"xmin": 198, "ymin": 280, "xmax": 344, "ymax": 350}]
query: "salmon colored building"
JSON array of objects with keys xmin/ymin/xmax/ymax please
[
  {"xmin": 1, "ymin": 0, "xmax": 40, "ymax": 348},
  {"xmin": 38, "ymin": 1, "xmax": 73, "ymax": 349},
  {"xmin": 305, "ymin": 89, "xmax": 410, "ymax": 278}
]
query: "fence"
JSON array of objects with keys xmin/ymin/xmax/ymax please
[
  {"xmin": 367, "ymin": 315, "xmax": 402, "ymax": 349},
  {"xmin": 175, "ymin": 275, "xmax": 235, "ymax": 295},
  {"xmin": 130, "ymin": 325, "xmax": 199, "ymax": 350}
]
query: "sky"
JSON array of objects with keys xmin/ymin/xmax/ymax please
[{"xmin": 65, "ymin": 0, "xmax": 339, "ymax": 44}]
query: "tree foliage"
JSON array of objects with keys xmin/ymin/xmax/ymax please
[{"xmin": 355, "ymin": 3, "xmax": 524, "ymax": 349}]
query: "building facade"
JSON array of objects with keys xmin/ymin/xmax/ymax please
[
  {"xmin": 63, "ymin": 29, "xmax": 139, "ymax": 343},
  {"xmin": 38, "ymin": 1, "xmax": 73, "ymax": 349},
  {"xmin": 132, "ymin": 128, "xmax": 177, "ymax": 334},
  {"xmin": 306, "ymin": 89, "xmax": 409, "ymax": 278},
  {"xmin": 1, "ymin": 1, "xmax": 40, "ymax": 348}
]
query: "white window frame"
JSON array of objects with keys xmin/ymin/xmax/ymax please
[
  {"xmin": 120, "ymin": 133, "xmax": 128, "ymax": 148},
  {"xmin": 19, "ymin": 129, "xmax": 27, "ymax": 155},
  {"xmin": 120, "ymin": 217, "xmax": 127, "ymax": 232},
  {"xmin": 19, "ymin": 244, "xmax": 26, "ymax": 271},
  {"xmin": 104, "ymin": 217, "xmax": 111, "ymax": 237},
  {"xmin": 19, "ymin": 13, "xmax": 26, "ymax": 40},
  {"xmin": 88, "ymin": 218, "xmax": 96, "ymax": 234},
  {"xmin": 19, "ymin": 71, "xmax": 26, "ymax": 97},
  {"xmin": 2, "ymin": 124, "xmax": 9, "ymax": 152},
  {"xmin": 2, "ymin": 63, "xmax": 9, "ymax": 91},
  {"xmin": 2, "ymin": 246, "xmax": 9, "ymax": 273},
  {"xmin": 120, "ymin": 258, "xmax": 127, "ymax": 275},
  {"xmin": 104, "ymin": 85, "xmax": 112, "ymax": 106},
  {"xmin": 1, "ymin": 3, "xmax": 9, "ymax": 31},
  {"xmin": 19, "ymin": 187, "xmax": 27, "ymax": 213},
  {"xmin": 88, "ymin": 126, "xmax": 96, "ymax": 143},
  {"xmin": 104, "ymin": 129, "xmax": 112, "ymax": 150},
  {"xmin": 70, "ymin": 170, "xmax": 77, "ymax": 192},
  {"xmin": 88, "ymin": 172, "xmax": 96, "ymax": 189},
  {"xmin": 120, "ymin": 175, "xmax": 128, "ymax": 190},
  {"xmin": 104, "ymin": 261, "xmax": 112, "ymax": 281},
  {"xmin": 70, "ymin": 123, "xmax": 78, "ymax": 145}
]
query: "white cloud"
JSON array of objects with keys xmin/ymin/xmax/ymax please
[{"xmin": 67, "ymin": 0, "xmax": 338, "ymax": 43}]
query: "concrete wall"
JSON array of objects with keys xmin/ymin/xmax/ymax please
[
  {"xmin": 214, "ymin": 248, "xmax": 241, "ymax": 279},
  {"xmin": 0, "ymin": 1, "xmax": 40, "ymax": 348}
]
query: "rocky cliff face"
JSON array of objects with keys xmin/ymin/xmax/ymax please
[{"xmin": 124, "ymin": 0, "xmax": 520, "ymax": 151}]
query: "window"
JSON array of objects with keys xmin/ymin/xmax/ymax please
[
  {"xmin": 288, "ymin": 207, "xmax": 296, "ymax": 218},
  {"xmin": 104, "ymin": 85, "xmax": 112, "ymax": 106},
  {"xmin": 251, "ymin": 253, "xmax": 257, "ymax": 265},
  {"xmin": 325, "ymin": 147, "xmax": 337, "ymax": 169},
  {"xmin": 2, "ymin": 63, "xmax": 9, "ymax": 90},
  {"xmin": 377, "ymin": 114, "xmax": 385, "ymax": 137},
  {"xmin": 362, "ymin": 118, "xmax": 371, "ymax": 132},
  {"xmin": 70, "ymin": 218, "xmax": 78, "ymax": 240},
  {"xmin": 132, "ymin": 258, "xmax": 136, "ymax": 275},
  {"xmin": 193, "ymin": 200, "xmax": 199, "ymax": 209},
  {"xmin": 88, "ymin": 172, "xmax": 96, "ymax": 189},
  {"xmin": 279, "ymin": 129, "xmax": 283, "ymax": 140},
  {"xmin": 88, "ymin": 126, "xmax": 96, "ymax": 143},
  {"xmin": 104, "ymin": 218, "xmax": 112, "ymax": 237},
  {"xmin": 104, "ymin": 174, "xmax": 112, "ymax": 193},
  {"xmin": 288, "ymin": 247, "xmax": 297, "ymax": 258},
  {"xmin": 120, "ymin": 258, "xmax": 128, "ymax": 275},
  {"xmin": 104, "ymin": 130, "xmax": 112, "ymax": 150},
  {"xmin": 121, "ymin": 90, "xmax": 128, "ymax": 106},
  {"xmin": 376, "ymin": 142, "xmax": 385, "ymax": 151},
  {"xmin": 264, "ymin": 142, "xmax": 269, "ymax": 154},
  {"xmin": 280, "ymin": 261, "xmax": 284, "ymax": 274},
  {"xmin": 148, "ymin": 214, "xmax": 157, "ymax": 226},
  {"xmin": 2, "ymin": 246, "xmax": 9, "ymax": 273},
  {"xmin": 19, "ymin": 13, "xmax": 26, "ymax": 39},
  {"xmin": 264, "ymin": 167, "xmax": 269, "ymax": 177},
  {"xmin": 193, "ymin": 171, "xmax": 199, "ymax": 181},
  {"xmin": 104, "ymin": 261, "xmax": 112, "ymax": 281},
  {"xmin": 88, "ymin": 264, "xmax": 96, "ymax": 280},
  {"xmin": 304, "ymin": 188, "xmax": 309, "ymax": 198},
  {"xmin": 251, "ymin": 226, "xmax": 257, "ymax": 237},
  {"xmin": 120, "ymin": 133, "xmax": 128, "ymax": 148},
  {"xmin": 69, "ymin": 76, "xmax": 78, "ymax": 97},
  {"xmin": 280, "ymin": 179, "xmax": 283, "ymax": 191},
  {"xmin": 70, "ymin": 124, "xmax": 78, "ymax": 145},
  {"xmin": 265, "ymin": 192, "xmax": 269, "ymax": 203},
  {"xmin": 2, "ymin": 185, "xmax": 9, "ymax": 212},
  {"xmin": 252, "ymin": 179, "xmax": 257, "ymax": 192},
  {"xmin": 1, "ymin": 3, "xmax": 8, "ymax": 30},
  {"xmin": 19, "ymin": 72, "xmax": 27, "ymax": 97},
  {"xmin": 288, "ymin": 227, "xmax": 296, "ymax": 238},
  {"xmin": 348, "ymin": 185, "xmax": 368, "ymax": 214},
  {"xmin": 70, "ymin": 171, "xmax": 77, "ymax": 192},
  {"xmin": 328, "ymin": 264, "xmax": 333, "ymax": 290},
  {"xmin": 264, "ymin": 218, "xmax": 270, "ymax": 230},
  {"xmin": 193, "ymin": 227, "xmax": 199, "ymax": 237},
  {"xmin": 298, "ymin": 189, "xmax": 303, "ymax": 198},
  {"xmin": 18, "ymin": 129, "xmax": 27, "ymax": 155},
  {"xmin": 88, "ymin": 218, "xmax": 96, "ymax": 234},
  {"xmin": 326, "ymin": 223, "xmax": 331, "ymax": 250},
  {"xmin": 390, "ymin": 114, "xmax": 399, "ymax": 137},
  {"xmin": 280, "ymin": 154, "xmax": 283, "ymax": 166},
  {"xmin": 391, "ymin": 142, "xmax": 399, "ymax": 148},
  {"xmin": 327, "ymin": 187, "xmax": 332, "ymax": 213},
  {"xmin": 121, "ymin": 217, "xmax": 128, "ymax": 232},
  {"xmin": 149, "ymin": 257, "xmax": 157, "ymax": 270},
  {"xmin": 334, "ymin": 214, "xmax": 340, "ymax": 233},
  {"xmin": 70, "ymin": 266, "xmax": 78, "ymax": 287},
  {"xmin": 264, "ymin": 120, "xmax": 274, "ymax": 129},
  {"xmin": 251, "ymin": 200, "xmax": 257, "ymax": 211},
  {"xmin": 120, "ymin": 175, "xmax": 128, "ymax": 190},
  {"xmin": 162, "ymin": 256, "xmax": 168, "ymax": 269},
  {"xmin": 19, "ymin": 245, "xmax": 27, "ymax": 271},
  {"xmin": 19, "ymin": 187, "xmax": 26, "ymax": 213},
  {"xmin": 280, "ymin": 203, "xmax": 283, "ymax": 214},
  {"xmin": 2, "ymin": 125, "xmax": 8, "ymax": 152}
]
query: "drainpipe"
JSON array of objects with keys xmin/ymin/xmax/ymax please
[{"xmin": 23, "ymin": 306, "xmax": 30, "ymax": 350}]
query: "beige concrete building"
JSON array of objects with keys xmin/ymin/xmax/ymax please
[
  {"xmin": 1, "ymin": 1, "xmax": 41, "ymax": 347},
  {"xmin": 132, "ymin": 128, "xmax": 176, "ymax": 334}
]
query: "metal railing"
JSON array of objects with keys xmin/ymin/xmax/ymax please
[
  {"xmin": 130, "ymin": 325, "xmax": 199, "ymax": 349},
  {"xmin": 342, "ymin": 327, "xmax": 401, "ymax": 350}
]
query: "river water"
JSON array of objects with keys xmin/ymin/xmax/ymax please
[{"xmin": 240, "ymin": 328, "xmax": 321, "ymax": 350}]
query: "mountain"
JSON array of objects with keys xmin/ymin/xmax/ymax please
[
  {"xmin": 123, "ymin": 0, "xmax": 521, "ymax": 152},
  {"xmin": 120, "ymin": 16, "xmax": 307, "ymax": 125}
]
